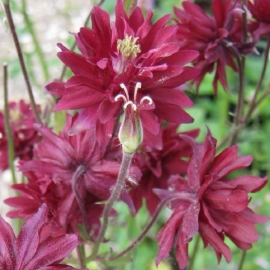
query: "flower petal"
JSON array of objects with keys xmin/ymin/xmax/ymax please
[
  {"xmin": 199, "ymin": 222, "xmax": 232, "ymax": 263},
  {"xmin": 0, "ymin": 216, "xmax": 16, "ymax": 270},
  {"xmin": 156, "ymin": 206, "xmax": 185, "ymax": 265},
  {"xmin": 15, "ymin": 204, "xmax": 48, "ymax": 268},
  {"xmin": 23, "ymin": 234, "xmax": 78, "ymax": 269},
  {"xmin": 204, "ymin": 189, "xmax": 248, "ymax": 212}
]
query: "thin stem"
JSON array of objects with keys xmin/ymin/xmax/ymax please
[
  {"xmin": 97, "ymin": 0, "xmax": 105, "ymax": 6},
  {"xmin": 231, "ymin": 56, "xmax": 245, "ymax": 145},
  {"xmin": 3, "ymin": 64, "xmax": 17, "ymax": 184},
  {"xmin": 105, "ymin": 114, "xmax": 121, "ymax": 156},
  {"xmin": 241, "ymin": 0, "xmax": 248, "ymax": 43},
  {"xmin": 3, "ymin": 1, "xmax": 42, "ymax": 124},
  {"xmin": 218, "ymin": 38, "xmax": 270, "ymax": 149},
  {"xmin": 221, "ymin": 40, "xmax": 245, "ymax": 145},
  {"xmin": 71, "ymin": 165, "xmax": 90, "ymax": 239},
  {"xmin": 76, "ymin": 245, "xmax": 86, "ymax": 268},
  {"xmin": 237, "ymin": 250, "xmax": 247, "ymax": 270},
  {"xmin": 254, "ymin": 88, "xmax": 270, "ymax": 108},
  {"xmin": 188, "ymin": 234, "xmax": 200, "ymax": 270},
  {"xmin": 124, "ymin": 0, "xmax": 138, "ymax": 16},
  {"xmin": 89, "ymin": 151, "xmax": 133, "ymax": 261},
  {"xmin": 245, "ymin": 36, "xmax": 270, "ymax": 122},
  {"xmin": 21, "ymin": 0, "xmax": 50, "ymax": 81},
  {"xmin": 100, "ymin": 193, "xmax": 197, "ymax": 262},
  {"xmin": 217, "ymin": 124, "xmax": 242, "ymax": 151}
]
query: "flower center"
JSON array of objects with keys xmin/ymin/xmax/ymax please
[
  {"xmin": 114, "ymin": 82, "xmax": 153, "ymax": 111},
  {"xmin": 117, "ymin": 35, "xmax": 141, "ymax": 58},
  {"xmin": 10, "ymin": 108, "xmax": 21, "ymax": 123}
]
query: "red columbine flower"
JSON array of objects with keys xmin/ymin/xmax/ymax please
[
  {"xmin": 130, "ymin": 124, "xmax": 199, "ymax": 215},
  {"xmin": 6, "ymin": 114, "xmax": 139, "ymax": 234},
  {"xmin": 155, "ymin": 130, "xmax": 268, "ymax": 269},
  {"xmin": 46, "ymin": 0, "xmax": 199, "ymax": 146},
  {"xmin": 174, "ymin": 0, "xmax": 256, "ymax": 93},
  {"xmin": 20, "ymin": 114, "xmax": 139, "ymax": 202},
  {"xmin": 5, "ymin": 168, "xmax": 108, "ymax": 238},
  {"xmin": 0, "ymin": 204, "xmax": 83, "ymax": 270},
  {"xmin": 0, "ymin": 100, "xmax": 40, "ymax": 171},
  {"xmin": 248, "ymin": 0, "xmax": 270, "ymax": 37}
]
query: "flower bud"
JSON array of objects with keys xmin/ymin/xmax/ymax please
[{"xmin": 118, "ymin": 103, "xmax": 143, "ymax": 153}]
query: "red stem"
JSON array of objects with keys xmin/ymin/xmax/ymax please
[
  {"xmin": 100, "ymin": 192, "xmax": 197, "ymax": 262},
  {"xmin": 3, "ymin": 1, "xmax": 42, "ymax": 124}
]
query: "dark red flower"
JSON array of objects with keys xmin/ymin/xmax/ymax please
[
  {"xmin": 130, "ymin": 124, "xmax": 199, "ymax": 215},
  {"xmin": 5, "ymin": 169, "xmax": 107, "ymax": 238},
  {"xmin": 0, "ymin": 204, "xmax": 83, "ymax": 270},
  {"xmin": 248, "ymin": 0, "xmax": 270, "ymax": 37},
  {"xmin": 46, "ymin": 0, "xmax": 199, "ymax": 145},
  {"xmin": 174, "ymin": 0, "xmax": 256, "ymax": 93},
  {"xmin": 5, "ymin": 113, "xmax": 139, "ymax": 234},
  {"xmin": 155, "ymin": 130, "xmax": 268, "ymax": 269},
  {"xmin": 0, "ymin": 100, "xmax": 40, "ymax": 171}
]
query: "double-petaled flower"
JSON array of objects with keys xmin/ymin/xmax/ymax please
[
  {"xmin": 248, "ymin": 0, "xmax": 270, "ymax": 37},
  {"xmin": 174, "ymin": 0, "xmax": 256, "ymax": 93},
  {"xmin": 6, "ymin": 114, "xmax": 139, "ymax": 235},
  {"xmin": 0, "ymin": 204, "xmax": 84, "ymax": 270},
  {"xmin": 130, "ymin": 124, "xmax": 199, "ymax": 215},
  {"xmin": 155, "ymin": 131, "xmax": 268, "ymax": 269},
  {"xmin": 0, "ymin": 100, "xmax": 40, "ymax": 171},
  {"xmin": 46, "ymin": 0, "xmax": 199, "ymax": 148}
]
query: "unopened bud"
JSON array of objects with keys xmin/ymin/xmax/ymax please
[{"xmin": 118, "ymin": 104, "xmax": 143, "ymax": 153}]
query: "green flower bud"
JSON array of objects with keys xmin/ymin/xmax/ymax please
[{"xmin": 118, "ymin": 103, "xmax": 143, "ymax": 153}]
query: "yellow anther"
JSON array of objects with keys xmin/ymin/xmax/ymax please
[
  {"xmin": 117, "ymin": 35, "xmax": 141, "ymax": 58},
  {"xmin": 10, "ymin": 109, "xmax": 21, "ymax": 123}
]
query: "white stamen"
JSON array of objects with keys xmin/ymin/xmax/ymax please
[
  {"xmin": 120, "ymin": 83, "xmax": 130, "ymax": 100},
  {"xmin": 134, "ymin": 82, "xmax": 142, "ymax": 103},
  {"xmin": 116, "ymin": 82, "xmax": 153, "ymax": 112},
  {"xmin": 114, "ymin": 94, "xmax": 128, "ymax": 103},
  {"xmin": 124, "ymin": 101, "xmax": 137, "ymax": 111},
  {"xmin": 140, "ymin": 96, "xmax": 153, "ymax": 105}
]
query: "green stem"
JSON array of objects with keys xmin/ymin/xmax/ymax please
[
  {"xmin": 3, "ymin": 1, "xmax": 42, "ymax": 124},
  {"xmin": 254, "ymin": 87, "xmax": 270, "ymax": 108},
  {"xmin": 3, "ymin": 64, "xmax": 17, "ymax": 184},
  {"xmin": 21, "ymin": 0, "xmax": 50, "ymax": 81},
  {"xmin": 88, "ymin": 151, "xmax": 133, "ymax": 261},
  {"xmin": 237, "ymin": 250, "xmax": 247, "ymax": 270},
  {"xmin": 76, "ymin": 244, "xmax": 86, "ymax": 268},
  {"xmin": 188, "ymin": 234, "xmax": 200, "ymax": 270}
]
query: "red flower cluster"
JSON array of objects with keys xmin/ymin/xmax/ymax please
[
  {"xmin": 174, "ymin": 0, "xmax": 256, "ymax": 93},
  {"xmin": 0, "ymin": 204, "xmax": 84, "ymax": 270},
  {"xmin": 156, "ymin": 131, "xmax": 268, "ymax": 269},
  {"xmin": 130, "ymin": 124, "xmax": 199, "ymax": 215},
  {"xmin": 5, "ymin": 114, "xmax": 140, "ymax": 235},
  {"xmin": 248, "ymin": 0, "xmax": 270, "ymax": 37},
  {"xmin": 2, "ymin": 1, "xmax": 269, "ymax": 269},
  {"xmin": 46, "ymin": 0, "xmax": 199, "ymax": 146},
  {"xmin": 0, "ymin": 100, "xmax": 40, "ymax": 171}
]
